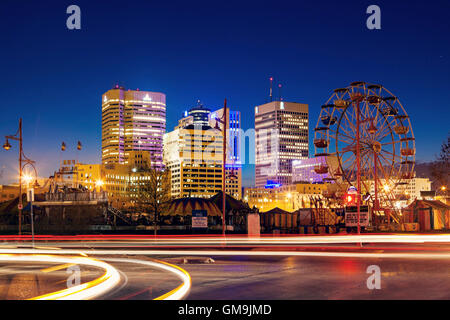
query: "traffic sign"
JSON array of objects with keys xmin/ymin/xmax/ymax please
[
  {"xmin": 192, "ymin": 210, "xmax": 208, "ymax": 228},
  {"xmin": 345, "ymin": 205, "xmax": 370, "ymax": 227}
]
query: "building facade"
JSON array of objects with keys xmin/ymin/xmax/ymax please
[
  {"xmin": 255, "ymin": 101, "xmax": 309, "ymax": 188},
  {"xmin": 163, "ymin": 124, "xmax": 224, "ymax": 199},
  {"xmin": 75, "ymin": 151, "xmax": 154, "ymax": 209},
  {"xmin": 101, "ymin": 86, "xmax": 166, "ymax": 169},
  {"xmin": 163, "ymin": 105, "xmax": 243, "ymax": 200}
]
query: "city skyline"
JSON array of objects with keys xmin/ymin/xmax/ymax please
[
  {"xmin": 1, "ymin": 0, "xmax": 449, "ymax": 187},
  {"xmin": 0, "ymin": 0, "xmax": 449, "ymax": 303}
]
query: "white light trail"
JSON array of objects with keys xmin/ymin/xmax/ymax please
[
  {"xmin": 0, "ymin": 254, "xmax": 120, "ymax": 300},
  {"xmin": 14, "ymin": 234, "xmax": 450, "ymax": 247},
  {"xmin": 104, "ymin": 258, "xmax": 191, "ymax": 300},
  {"xmin": 1, "ymin": 248, "xmax": 450, "ymax": 260}
]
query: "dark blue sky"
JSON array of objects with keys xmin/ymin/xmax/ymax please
[{"xmin": 0, "ymin": 0, "xmax": 449, "ymax": 187}]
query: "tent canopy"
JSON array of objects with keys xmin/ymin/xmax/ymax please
[{"xmin": 164, "ymin": 197, "xmax": 222, "ymax": 217}]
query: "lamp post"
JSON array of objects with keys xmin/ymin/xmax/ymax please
[
  {"xmin": 3, "ymin": 118, "xmax": 39, "ymax": 237},
  {"xmin": 214, "ymin": 99, "xmax": 228, "ymax": 236}
]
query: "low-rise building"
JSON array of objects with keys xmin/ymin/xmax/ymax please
[
  {"xmin": 74, "ymin": 151, "xmax": 156, "ymax": 209},
  {"xmin": 0, "ymin": 185, "xmax": 19, "ymax": 202},
  {"xmin": 244, "ymin": 182, "xmax": 329, "ymax": 212}
]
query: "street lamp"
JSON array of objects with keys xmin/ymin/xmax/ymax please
[
  {"xmin": 286, "ymin": 192, "xmax": 294, "ymax": 211},
  {"xmin": 3, "ymin": 118, "xmax": 38, "ymax": 236},
  {"xmin": 3, "ymin": 139, "xmax": 11, "ymax": 150},
  {"xmin": 95, "ymin": 179, "xmax": 104, "ymax": 191}
]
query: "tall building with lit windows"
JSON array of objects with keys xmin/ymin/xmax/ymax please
[
  {"xmin": 101, "ymin": 85, "xmax": 166, "ymax": 169},
  {"xmin": 163, "ymin": 104, "xmax": 242, "ymax": 200},
  {"xmin": 163, "ymin": 121, "xmax": 223, "ymax": 199},
  {"xmin": 255, "ymin": 101, "xmax": 309, "ymax": 187}
]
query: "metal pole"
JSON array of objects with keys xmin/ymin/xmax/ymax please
[
  {"xmin": 373, "ymin": 151, "xmax": 378, "ymax": 225},
  {"xmin": 30, "ymin": 196, "xmax": 34, "ymax": 248},
  {"xmin": 222, "ymin": 99, "xmax": 227, "ymax": 236},
  {"xmin": 18, "ymin": 118, "xmax": 23, "ymax": 237},
  {"xmin": 356, "ymin": 103, "xmax": 361, "ymax": 235}
]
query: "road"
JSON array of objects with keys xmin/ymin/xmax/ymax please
[{"xmin": 0, "ymin": 234, "xmax": 449, "ymax": 300}]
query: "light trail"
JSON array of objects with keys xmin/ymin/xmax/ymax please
[
  {"xmin": 1, "ymin": 248, "xmax": 450, "ymax": 260},
  {"xmin": 2, "ymin": 234, "xmax": 450, "ymax": 246},
  {"xmin": 0, "ymin": 253, "xmax": 191, "ymax": 300},
  {"xmin": 103, "ymin": 258, "xmax": 191, "ymax": 300},
  {"xmin": 0, "ymin": 254, "xmax": 121, "ymax": 300}
]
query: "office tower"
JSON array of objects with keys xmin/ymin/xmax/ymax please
[
  {"xmin": 209, "ymin": 108, "xmax": 242, "ymax": 200},
  {"xmin": 255, "ymin": 101, "xmax": 309, "ymax": 187},
  {"xmin": 164, "ymin": 105, "xmax": 223, "ymax": 198},
  {"xmin": 188, "ymin": 103, "xmax": 211, "ymax": 126},
  {"xmin": 101, "ymin": 85, "xmax": 166, "ymax": 169}
]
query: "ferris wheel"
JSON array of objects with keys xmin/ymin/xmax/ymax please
[{"xmin": 314, "ymin": 82, "xmax": 415, "ymax": 215}]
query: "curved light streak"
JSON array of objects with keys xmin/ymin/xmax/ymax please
[
  {"xmin": 103, "ymin": 258, "xmax": 191, "ymax": 300},
  {"xmin": 0, "ymin": 254, "xmax": 121, "ymax": 300}
]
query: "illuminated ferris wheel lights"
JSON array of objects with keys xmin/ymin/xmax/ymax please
[
  {"xmin": 401, "ymin": 148, "xmax": 415, "ymax": 157},
  {"xmin": 367, "ymin": 95, "xmax": 382, "ymax": 104},
  {"xmin": 334, "ymin": 99, "xmax": 348, "ymax": 108},
  {"xmin": 394, "ymin": 125, "xmax": 409, "ymax": 135}
]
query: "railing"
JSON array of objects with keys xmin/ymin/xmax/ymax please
[
  {"xmin": 45, "ymin": 191, "xmax": 108, "ymax": 202},
  {"xmin": 107, "ymin": 206, "xmax": 133, "ymax": 225}
]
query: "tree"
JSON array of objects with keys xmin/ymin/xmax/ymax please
[
  {"xmin": 438, "ymin": 135, "xmax": 450, "ymax": 164},
  {"xmin": 431, "ymin": 134, "xmax": 450, "ymax": 191},
  {"xmin": 136, "ymin": 169, "xmax": 172, "ymax": 235}
]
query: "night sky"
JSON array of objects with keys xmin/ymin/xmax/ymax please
[{"xmin": 0, "ymin": 0, "xmax": 449, "ymax": 187}]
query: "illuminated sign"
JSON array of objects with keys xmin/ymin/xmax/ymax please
[{"xmin": 265, "ymin": 180, "xmax": 281, "ymax": 189}]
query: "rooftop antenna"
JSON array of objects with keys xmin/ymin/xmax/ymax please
[
  {"xmin": 278, "ymin": 83, "xmax": 283, "ymax": 101},
  {"xmin": 269, "ymin": 77, "xmax": 273, "ymax": 102}
]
